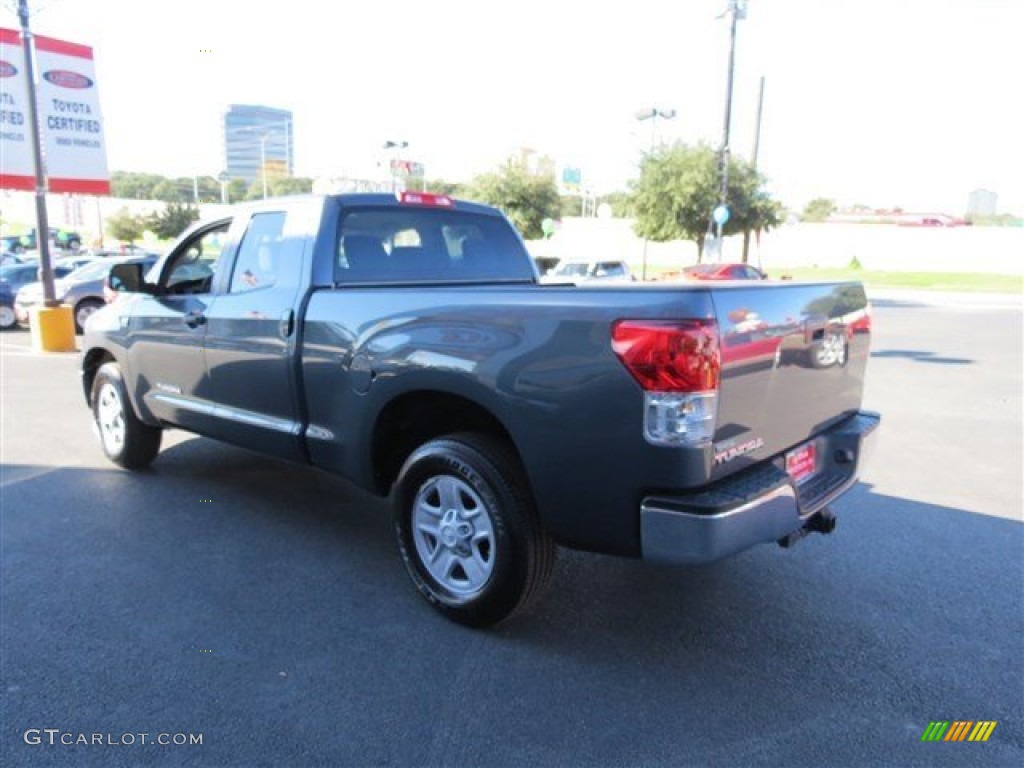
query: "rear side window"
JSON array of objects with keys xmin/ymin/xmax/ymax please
[
  {"xmin": 335, "ymin": 207, "xmax": 534, "ymax": 283},
  {"xmin": 230, "ymin": 213, "xmax": 286, "ymax": 293}
]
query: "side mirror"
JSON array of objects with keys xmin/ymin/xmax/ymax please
[{"xmin": 107, "ymin": 262, "xmax": 147, "ymax": 294}]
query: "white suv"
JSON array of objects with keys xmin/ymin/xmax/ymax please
[{"xmin": 543, "ymin": 259, "xmax": 634, "ymax": 284}]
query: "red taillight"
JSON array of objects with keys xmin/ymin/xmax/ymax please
[
  {"xmin": 397, "ymin": 191, "xmax": 454, "ymax": 207},
  {"xmin": 611, "ymin": 319, "xmax": 720, "ymax": 392}
]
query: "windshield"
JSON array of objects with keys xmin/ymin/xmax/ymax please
[
  {"xmin": 65, "ymin": 259, "xmax": 123, "ymax": 281},
  {"xmin": 552, "ymin": 262, "xmax": 591, "ymax": 277}
]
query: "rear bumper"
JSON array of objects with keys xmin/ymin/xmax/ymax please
[{"xmin": 641, "ymin": 411, "xmax": 880, "ymax": 564}]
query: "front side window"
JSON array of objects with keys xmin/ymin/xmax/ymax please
[{"xmin": 165, "ymin": 221, "xmax": 231, "ymax": 294}]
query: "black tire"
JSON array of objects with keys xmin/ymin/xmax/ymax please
[
  {"xmin": 393, "ymin": 432, "xmax": 556, "ymax": 628},
  {"xmin": 91, "ymin": 362, "xmax": 162, "ymax": 469},
  {"xmin": 0, "ymin": 304, "xmax": 16, "ymax": 330},
  {"xmin": 809, "ymin": 332, "xmax": 848, "ymax": 369},
  {"xmin": 74, "ymin": 298, "xmax": 104, "ymax": 334}
]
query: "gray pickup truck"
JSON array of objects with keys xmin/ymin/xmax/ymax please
[{"xmin": 81, "ymin": 192, "xmax": 879, "ymax": 626}]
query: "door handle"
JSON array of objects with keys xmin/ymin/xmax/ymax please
[
  {"xmin": 279, "ymin": 309, "xmax": 294, "ymax": 339},
  {"xmin": 184, "ymin": 310, "xmax": 207, "ymax": 329}
]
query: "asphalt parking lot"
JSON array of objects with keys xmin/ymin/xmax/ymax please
[{"xmin": 2, "ymin": 291, "xmax": 1022, "ymax": 767}]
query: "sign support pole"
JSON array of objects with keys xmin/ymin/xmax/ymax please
[{"xmin": 17, "ymin": 0, "xmax": 55, "ymax": 306}]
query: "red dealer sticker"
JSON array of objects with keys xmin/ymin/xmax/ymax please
[
  {"xmin": 785, "ymin": 441, "xmax": 817, "ymax": 485},
  {"xmin": 43, "ymin": 70, "xmax": 93, "ymax": 89}
]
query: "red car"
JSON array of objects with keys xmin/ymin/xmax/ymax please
[{"xmin": 682, "ymin": 263, "xmax": 767, "ymax": 280}]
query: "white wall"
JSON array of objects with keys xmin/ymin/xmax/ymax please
[{"xmin": 528, "ymin": 218, "xmax": 1024, "ymax": 275}]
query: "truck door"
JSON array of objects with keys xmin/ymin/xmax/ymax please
[
  {"xmin": 201, "ymin": 210, "xmax": 307, "ymax": 461},
  {"xmin": 127, "ymin": 219, "xmax": 233, "ymax": 434}
]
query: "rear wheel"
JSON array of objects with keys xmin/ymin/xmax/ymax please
[
  {"xmin": 91, "ymin": 362, "xmax": 162, "ymax": 468},
  {"xmin": 0, "ymin": 305, "xmax": 15, "ymax": 329},
  {"xmin": 393, "ymin": 433, "xmax": 555, "ymax": 627}
]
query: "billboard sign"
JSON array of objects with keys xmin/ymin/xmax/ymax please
[
  {"xmin": 0, "ymin": 28, "xmax": 34, "ymax": 190},
  {"xmin": 0, "ymin": 28, "xmax": 110, "ymax": 195}
]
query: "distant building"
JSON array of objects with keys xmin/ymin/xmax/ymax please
[
  {"xmin": 967, "ymin": 189, "xmax": 998, "ymax": 217},
  {"xmin": 222, "ymin": 105, "xmax": 294, "ymax": 183}
]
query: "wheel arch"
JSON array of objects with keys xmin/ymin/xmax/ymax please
[
  {"xmin": 370, "ymin": 390, "xmax": 526, "ymax": 497},
  {"xmin": 81, "ymin": 347, "xmax": 117, "ymax": 406}
]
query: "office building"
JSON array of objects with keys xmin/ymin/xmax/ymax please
[{"xmin": 222, "ymin": 105, "xmax": 294, "ymax": 183}]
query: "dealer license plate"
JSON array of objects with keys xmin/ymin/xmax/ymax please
[{"xmin": 785, "ymin": 441, "xmax": 817, "ymax": 485}]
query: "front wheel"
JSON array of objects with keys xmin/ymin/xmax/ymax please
[
  {"xmin": 393, "ymin": 433, "xmax": 555, "ymax": 628},
  {"xmin": 74, "ymin": 298, "xmax": 104, "ymax": 334},
  {"xmin": 91, "ymin": 362, "xmax": 162, "ymax": 468},
  {"xmin": 0, "ymin": 304, "xmax": 16, "ymax": 329}
]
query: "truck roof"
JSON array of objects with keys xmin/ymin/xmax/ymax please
[{"xmin": 230, "ymin": 193, "xmax": 505, "ymax": 219}]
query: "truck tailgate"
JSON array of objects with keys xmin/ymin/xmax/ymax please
[{"xmin": 709, "ymin": 281, "xmax": 871, "ymax": 481}]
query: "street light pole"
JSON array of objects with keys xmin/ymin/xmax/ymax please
[
  {"xmin": 635, "ymin": 107, "xmax": 676, "ymax": 281},
  {"xmin": 260, "ymin": 134, "xmax": 270, "ymax": 200}
]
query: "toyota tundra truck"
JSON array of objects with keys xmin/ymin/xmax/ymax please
[{"xmin": 81, "ymin": 193, "xmax": 879, "ymax": 627}]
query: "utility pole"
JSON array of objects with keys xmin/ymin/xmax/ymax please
[
  {"xmin": 713, "ymin": 0, "xmax": 746, "ymax": 242},
  {"xmin": 752, "ymin": 75, "xmax": 765, "ymax": 169},
  {"xmin": 17, "ymin": 0, "xmax": 55, "ymax": 306}
]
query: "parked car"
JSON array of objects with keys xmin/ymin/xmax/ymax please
[
  {"xmin": 1, "ymin": 250, "xmax": 25, "ymax": 267},
  {"xmin": 532, "ymin": 256, "xmax": 561, "ymax": 275},
  {"xmin": 681, "ymin": 263, "xmax": 768, "ymax": 281},
  {"xmin": 542, "ymin": 258, "xmax": 634, "ymax": 283},
  {"xmin": 0, "ymin": 263, "xmax": 55, "ymax": 329},
  {"xmin": 1, "ymin": 261, "xmax": 81, "ymax": 295},
  {"xmin": 14, "ymin": 253, "xmax": 159, "ymax": 333},
  {"xmin": 1, "ymin": 227, "xmax": 83, "ymax": 254}
]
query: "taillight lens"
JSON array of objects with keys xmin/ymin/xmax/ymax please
[
  {"xmin": 611, "ymin": 319, "xmax": 720, "ymax": 392},
  {"xmin": 612, "ymin": 319, "xmax": 720, "ymax": 447}
]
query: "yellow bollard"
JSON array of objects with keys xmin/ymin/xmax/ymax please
[{"xmin": 29, "ymin": 305, "xmax": 77, "ymax": 353}]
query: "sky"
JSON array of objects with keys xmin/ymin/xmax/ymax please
[{"xmin": 3, "ymin": 0, "xmax": 1023, "ymax": 214}]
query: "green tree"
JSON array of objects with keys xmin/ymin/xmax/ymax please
[
  {"xmin": 227, "ymin": 179, "xmax": 248, "ymax": 203},
  {"xmin": 147, "ymin": 202, "xmax": 199, "ymax": 239},
  {"xmin": 601, "ymin": 191, "xmax": 635, "ymax": 218},
  {"xmin": 110, "ymin": 171, "xmax": 166, "ymax": 200},
  {"xmin": 268, "ymin": 176, "xmax": 315, "ymax": 196},
  {"xmin": 152, "ymin": 179, "xmax": 185, "ymax": 203},
  {"xmin": 106, "ymin": 207, "xmax": 146, "ymax": 244},
  {"xmin": 423, "ymin": 179, "xmax": 465, "ymax": 197},
  {"xmin": 464, "ymin": 160, "xmax": 560, "ymax": 239},
  {"xmin": 244, "ymin": 180, "xmax": 265, "ymax": 201},
  {"xmin": 801, "ymin": 197, "xmax": 836, "ymax": 222},
  {"xmin": 559, "ymin": 195, "xmax": 585, "ymax": 219},
  {"xmin": 195, "ymin": 176, "xmax": 221, "ymax": 203},
  {"xmin": 631, "ymin": 142, "xmax": 782, "ymax": 260}
]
